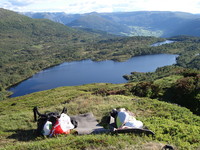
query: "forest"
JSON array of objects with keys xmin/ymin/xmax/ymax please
[{"xmin": 1, "ymin": 34, "xmax": 199, "ymax": 98}]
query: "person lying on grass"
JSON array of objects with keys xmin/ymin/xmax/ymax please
[{"xmin": 110, "ymin": 108, "xmax": 143, "ymax": 130}]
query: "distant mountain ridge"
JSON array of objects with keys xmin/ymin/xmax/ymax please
[
  {"xmin": 21, "ymin": 12, "xmax": 81, "ymax": 25},
  {"xmin": 67, "ymin": 13, "xmax": 131, "ymax": 35},
  {"xmin": 21, "ymin": 11, "xmax": 200, "ymax": 37}
]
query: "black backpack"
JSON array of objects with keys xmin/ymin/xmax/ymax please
[{"xmin": 33, "ymin": 106, "xmax": 67, "ymax": 136}]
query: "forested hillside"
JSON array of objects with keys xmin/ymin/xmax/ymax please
[
  {"xmin": 67, "ymin": 13, "xmax": 131, "ymax": 36},
  {"xmin": 173, "ymin": 18, "xmax": 200, "ymax": 37},
  {"xmin": 0, "ymin": 8, "xmax": 113, "ymax": 98}
]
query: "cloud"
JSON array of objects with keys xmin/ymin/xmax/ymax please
[
  {"xmin": 63, "ymin": 0, "xmax": 140, "ymax": 13},
  {"xmin": 7, "ymin": 0, "xmax": 37, "ymax": 7},
  {"xmin": 0, "ymin": 0, "xmax": 36, "ymax": 12},
  {"xmin": 0, "ymin": 0, "xmax": 200, "ymax": 14},
  {"xmin": 143, "ymin": 0, "xmax": 200, "ymax": 14},
  {"xmin": 64, "ymin": 0, "xmax": 114, "ymax": 13}
]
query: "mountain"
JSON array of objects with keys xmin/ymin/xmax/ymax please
[
  {"xmin": 20, "ymin": 12, "xmax": 81, "ymax": 25},
  {"xmin": 99, "ymin": 11, "xmax": 199, "ymax": 37},
  {"xmin": 67, "ymin": 12, "xmax": 131, "ymax": 36},
  {"xmin": 0, "ymin": 8, "xmax": 99, "ymax": 46},
  {"xmin": 0, "ymin": 8, "xmax": 109, "ymax": 40},
  {"xmin": 173, "ymin": 18, "xmax": 200, "ymax": 36},
  {"xmin": 22, "ymin": 11, "xmax": 200, "ymax": 37}
]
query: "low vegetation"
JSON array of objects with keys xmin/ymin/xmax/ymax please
[
  {"xmin": 124, "ymin": 66, "xmax": 200, "ymax": 115},
  {"xmin": 0, "ymin": 83, "xmax": 199, "ymax": 150}
]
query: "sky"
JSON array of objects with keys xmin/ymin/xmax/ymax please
[{"xmin": 0, "ymin": 0, "xmax": 200, "ymax": 14}]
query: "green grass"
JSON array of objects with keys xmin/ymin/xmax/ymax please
[
  {"xmin": 0, "ymin": 83, "xmax": 199, "ymax": 150},
  {"xmin": 153, "ymin": 75, "xmax": 183, "ymax": 88}
]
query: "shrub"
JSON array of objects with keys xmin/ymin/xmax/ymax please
[
  {"xmin": 171, "ymin": 75, "xmax": 200, "ymax": 115},
  {"xmin": 131, "ymin": 82, "xmax": 161, "ymax": 98}
]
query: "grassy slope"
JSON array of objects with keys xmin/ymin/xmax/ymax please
[{"xmin": 0, "ymin": 83, "xmax": 199, "ymax": 150}]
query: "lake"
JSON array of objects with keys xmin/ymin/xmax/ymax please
[
  {"xmin": 9, "ymin": 54, "xmax": 178, "ymax": 97},
  {"xmin": 151, "ymin": 40, "xmax": 174, "ymax": 47}
]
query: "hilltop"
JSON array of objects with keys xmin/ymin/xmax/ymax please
[{"xmin": 0, "ymin": 82, "xmax": 199, "ymax": 149}]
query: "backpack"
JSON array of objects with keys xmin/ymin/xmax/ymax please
[{"xmin": 33, "ymin": 106, "xmax": 76, "ymax": 136}]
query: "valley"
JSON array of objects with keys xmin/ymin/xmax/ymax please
[
  {"xmin": 0, "ymin": 8, "xmax": 199, "ymax": 150},
  {"xmin": 22, "ymin": 11, "xmax": 200, "ymax": 37}
]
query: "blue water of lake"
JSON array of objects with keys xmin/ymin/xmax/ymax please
[
  {"xmin": 151, "ymin": 40, "xmax": 174, "ymax": 47},
  {"xmin": 9, "ymin": 54, "xmax": 178, "ymax": 97}
]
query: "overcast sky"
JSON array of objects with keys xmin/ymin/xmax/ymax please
[{"xmin": 1, "ymin": 0, "xmax": 200, "ymax": 14}]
